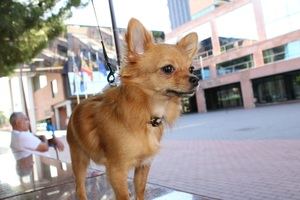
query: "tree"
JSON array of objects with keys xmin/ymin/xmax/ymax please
[{"xmin": 0, "ymin": 0, "xmax": 87, "ymax": 77}]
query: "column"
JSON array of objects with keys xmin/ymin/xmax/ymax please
[
  {"xmin": 54, "ymin": 107, "xmax": 60, "ymax": 130},
  {"xmin": 210, "ymin": 19, "xmax": 221, "ymax": 56},
  {"xmin": 210, "ymin": 19, "xmax": 220, "ymax": 79},
  {"xmin": 241, "ymin": 78, "xmax": 255, "ymax": 109},
  {"xmin": 66, "ymin": 100, "xmax": 72, "ymax": 117},
  {"xmin": 253, "ymin": 49, "xmax": 265, "ymax": 68},
  {"xmin": 25, "ymin": 76, "xmax": 37, "ymax": 133},
  {"xmin": 252, "ymin": 0, "xmax": 267, "ymax": 41},
  {"xmin": 196, "ymin": 87, "xmax": 207, "ymax": 112}
]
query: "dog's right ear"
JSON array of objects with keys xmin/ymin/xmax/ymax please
[
  {"xmin": 125, "ymin": 18, "xmax": 153, "ymax": 62},
  {"xmin": 177, "ymin": 32, "xmax": 198, "ymax": 60}
]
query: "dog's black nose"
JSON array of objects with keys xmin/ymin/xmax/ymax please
[{"xmin": 189, "ymin": 76, "xmax": 199, "ymax": 87}]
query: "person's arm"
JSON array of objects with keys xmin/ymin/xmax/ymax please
[
  {"xmin": 35, "ymin": 135, "xmax": 49, "ymax": 152},
  {"xmin": 48, "ymin": 137, "xmax": 65, "ymax": 151},
  {"xmin": 36, "ymin": 135, "xmax": 64, "ymax": 152},
  {"xmin": 35, "ymin": 142, "xmax": 49, "ymax": 152}
]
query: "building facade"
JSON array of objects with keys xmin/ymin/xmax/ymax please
[
  {"xmin": 166, "ymin": 0, "xmax": 300, "ymax": 112},
  {"xmin": 12, "ymin": 25, "xmax": 165, "ymax": 130}
]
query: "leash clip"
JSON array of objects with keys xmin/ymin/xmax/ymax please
[{"xmin": 149, "ymin": 116, "xmax": 164, "ymax": 127}]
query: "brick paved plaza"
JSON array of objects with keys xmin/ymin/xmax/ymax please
[
  {"xmin": 2, "ymin": 103, "xmax": 300, "ymax": 199},
  {"xmin": 146, "ymin": 102, "xmax": 300, "ymax": 200}
]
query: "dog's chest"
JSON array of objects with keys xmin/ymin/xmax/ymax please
[
  {"xmin": 138, "ymin": 125, "xmax": 162, "ymax": 166},
  {"xmin": 152, "ymin": 100, "xmax": 167, "ymax": 118},
  {"xmin": 133, "ymin": 100, "xmax": 168, "ymax": 166},
  {"xmin": 138, "ymin": 104, "xmax": 166, "ymax": 165}
]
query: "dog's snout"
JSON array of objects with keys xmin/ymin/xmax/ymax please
[{"xmin": 189, "ymin": 76, "xmax": 199, "ymax": 87}]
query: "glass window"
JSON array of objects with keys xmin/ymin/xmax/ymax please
[
  {"xmin": 217, "ymin": 86, "xmax": 242, "ymax": 109},
  {"xmin": 39, "ymin": 75, "xmax": 47, "ymax": 88},
  {"xmin": 202, "ymin": 67, "xmax": 211, "ymax": 80},
  {"xmin": 205, "ymin": 83, "xmax": 243, "ymax": 110},
  {"xmin": 216, "ymin": 3, "xmax": 258, "ymax": 53},
  {"xmin": 90, "ymin": 52, "xmax": 97, "ymax": 62},
  {"xmin": 33, "ymin": 76, "xmax": 40, "ymax": 91},
  {"xmin": 194, "ymin": 66, "xmax": 210, "ymax": 80},
  {"xmin": 217, "ymin": 55, "xmax": 253, "ymax": 76},
  {"xmin": 263, "ymin": 40, "xmax": 300, "ymax": 64},
  {"xmin": 292, "ymin": 73, "xmax": 300, "ymax": 99},
  {"xmin": 286, "ymin": 40, "xmax": 300, "ymax": 59},
  {"xmin": 252, "ymin": 71, "xmax": 300, "ymax": 104},
  {"xmin": 263, "ymin": 45, "xmax": 285, "ymax": 64},
  {"xmin": 253, "ymin": 75, "xmax": 287, "ymax": 104},
  {"xmin": 57, "ymin": 44, "xmax": 67, "ymax": 57},
  {"xmin": 261, "ymin": 0, "xmax": 300, "ymax": 38},
  {"xmin": 51, "ymin": 79, "xmax": 58, "ymax": 98}
]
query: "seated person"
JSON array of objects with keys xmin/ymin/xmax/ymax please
[{"xmin": 9, "ymin": 112, "xmax": 64, "ymax": 153}]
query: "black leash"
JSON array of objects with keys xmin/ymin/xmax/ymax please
[{"xmin": 91, "ymin": 0, "xmax": 116, "ymax": 85}]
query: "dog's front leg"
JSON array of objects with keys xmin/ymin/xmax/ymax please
[
  {"xmin": 134, "ymin": 165, "xmax": 151, "ymax": 200},
  {"xmin": 107, "ymin": 165, "xmax": 130, "ymax": 200}
]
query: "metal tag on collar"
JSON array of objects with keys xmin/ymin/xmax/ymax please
[{"xmin": 150, "ymin": 116, "xmax": 163, "ymax": 127}]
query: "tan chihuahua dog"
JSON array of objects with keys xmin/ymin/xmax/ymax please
[{"xmin": 67, "ymin": 18, "xmax": 198, "ymax": 200}]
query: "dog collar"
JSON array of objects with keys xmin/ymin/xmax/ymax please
[{"xmin": 149, "ymin": 116, "xmax": 164, "ymax": 127}]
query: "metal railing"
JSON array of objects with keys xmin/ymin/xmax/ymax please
[
  {"xmin": 217, "ymin": 60, "xmax": 253, "ymax": 75},
  {"xmin": 198, "ymin": 49, "xmax": 213, "ymax": 59},
  {"xmin": 263, "ymin": 51, "xmax": 286, "ymax": 64},
  {"xmin": 220, "ymin": 39, "xmax": 244, "ymax": 53}
]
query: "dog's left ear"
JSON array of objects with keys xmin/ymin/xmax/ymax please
[
  {"xmin": 125, "ymin": 18, "xmax": 153, "ymax": 61},
  {"xmin": 177, "ymin": 32, "xmax": 198, "ymax": 60}
]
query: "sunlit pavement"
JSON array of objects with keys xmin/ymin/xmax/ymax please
[{"xmin": 2, "ymin": 102, "xmax": 300, "ymax": 200}]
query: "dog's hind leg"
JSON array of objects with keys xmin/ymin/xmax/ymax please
[
  {"xmin": 69, "ymin": 141, "xmax": 90, "ymax": 200},
  {"xmin": 134, "ymin": 165, "xmax": 150, "ymax": 200},
  {"xmin": 107, "ymin": 165, "xmax": 130, "ymax": 200}
]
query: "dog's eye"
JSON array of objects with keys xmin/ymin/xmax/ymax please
[
  {"xmin": 189, "ymin": 66, "xmax": 195, "ymax": 74},
  {"xmin": 161, "ymin": 65, "xmax": 175, "ymax": 74}
]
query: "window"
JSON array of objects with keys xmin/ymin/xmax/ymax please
[
  {"xmin": 198, "ymin": 38, "xmax": 213, "ymax": 59},
  {"xmin": 216, "ymin": 3, "xmax": 258, "ymax": 53},
  {"xmin": 261, "ymin": 0, "xmax": 300, "ymax": 39},
  {"xmin": 205, "ymin": 83, "xmax": 243, "ymax": 110},
  {"xmin": 194, "ymin": 67, "xmax": 211, "ymax": 80},
  {"xmin": 263, "ymin": 40, "xmax": 300, "ymax": 64},
  {"xmin": 39, "ymin": 75, "xmax": 47, "ymax": 88},
  {"xmin": 253, "ymin": 75, "xmax": 287, "ymax": 104},
  {"xmin": 217, "ymin": 55, "xmax": 253, "ymax": 76},
  {"xmin": 90, "ymin": 52, "xmax": 97, "ymax": 62},
  {"xmin": 263, "ymin": 45, "xmax": 285, "ymax": 64},
  {"xmin": 57, "ymin": 44, "xmax": 67, "ymax": 57},
  {"xmin": 252, "ymin": 70, "xmax": 300, "ymax": 104},
  {"xmin": 33, "ymin": 75, "xmax": 47, "ymax": 90},
  {"xmin": 33, "ymin": 76, "xmax": 40, "ymax": 91},
  {"xmin": 51, "ymin": 79, "xmax": 58, "ymax": 98},
  {"xmin": 292, "ymin": 73, "xmax": 300, "ymax": 99}
]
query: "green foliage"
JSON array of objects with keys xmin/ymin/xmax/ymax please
[{"xmin": 0, "ymin": 0, "xmax": 87, "ymax": 77}]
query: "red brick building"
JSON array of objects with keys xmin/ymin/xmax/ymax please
[{"xmin": 167, "ymin": 0, "xmax": 300, "ymax": 112}]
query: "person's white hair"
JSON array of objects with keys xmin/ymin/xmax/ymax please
[{"xmin": 9, "ymin": 112, "xmax": 25, "ymax": 126}]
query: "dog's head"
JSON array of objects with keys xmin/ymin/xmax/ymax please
[{"xmin": 120, "ymin": 18, "xmax": 199, "ymax": 98}]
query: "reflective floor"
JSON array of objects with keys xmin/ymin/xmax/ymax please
[{"xmin": 0, "ymin": 148, "xmax": 211, "ymax": 200}]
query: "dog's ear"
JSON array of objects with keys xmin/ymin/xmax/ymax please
[
  {"xmin": 125, "ymin": 18, "xmax": 153, "ymax": 61},
  {"xmin": 177, "ymin": 32, "xmax": 198, "ymax": 60}
]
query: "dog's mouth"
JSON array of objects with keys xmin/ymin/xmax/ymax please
[{"xmin": 165, "ymin": 89, "xmax": 196, "ymax": 97}]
